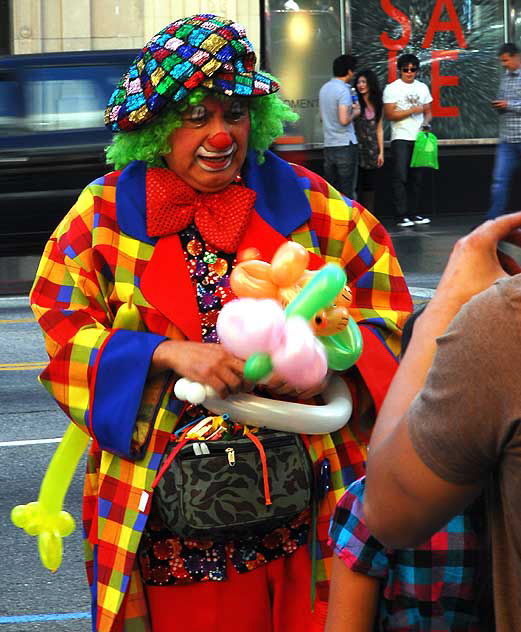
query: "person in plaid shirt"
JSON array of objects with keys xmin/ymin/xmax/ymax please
[
  {"xmin": 326, "ymin": 478, "xmax": 484, "ymax": 631},
  {"xmin": 30, "ymin": 14, "xmax": 412, "ymax": 632},
  {"xmin": 487, "ymin": 43, "xmax": 521, "ymax": 219}
]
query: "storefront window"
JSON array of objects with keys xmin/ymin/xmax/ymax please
[
  {"xmin": 512, "ymin": 0, "xmax": 521, "ymax": 44},
  {"xmin": 264, "ymin": 0, "xmax": 506, "ymax": 144},
  {"xmin": 349, "ymin": 0, "xmax": 505, "ymax": 140},
  {"xmin": 264, "ymin": 0, "xmax": 346, "ymax": 146}
]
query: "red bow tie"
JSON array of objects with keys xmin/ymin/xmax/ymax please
[{"xmin": 146, "ymin": 168, "xmax": 256, "ymax": 253}]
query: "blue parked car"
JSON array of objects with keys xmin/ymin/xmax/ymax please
[{"xmin": 0, "ymin": 49, "xmax": 136, "ymax": 255}]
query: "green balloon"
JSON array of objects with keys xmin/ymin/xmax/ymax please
[
  {"xmin": 244, "ymin": 352, "xmax": 273, "ymax": 381},
  {"xmin": 284, "ymin": 263, "xmax": 363, "ymax": 371},
  {"xmin": 242, "ymin": 262, "xmax": 363, "ymax": 380},
  {"xmin": 321, "ymin": 317, "xmax": 364, "ymax": 370},
  {"xmin": 285, "ymin": 264, "xmax": 346, "ymax": 321}
]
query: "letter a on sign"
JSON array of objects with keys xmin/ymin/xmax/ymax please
[{"xmin": 422, "ymin": 0, "xmax": 467, "ymax": 49}]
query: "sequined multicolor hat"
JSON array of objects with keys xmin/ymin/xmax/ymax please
[{"xmin": 104, "ymin": 13, "xmax": 279, "ymax": 132}]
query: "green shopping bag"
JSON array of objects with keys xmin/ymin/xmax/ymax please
[{"xmin": 410, "ymin": 131, "xmax": 439, "ymax": 169}]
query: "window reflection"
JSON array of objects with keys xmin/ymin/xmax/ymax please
[
  {"xmin": 265, "ymin": 1, "xmax": 344, "ymax": 146},
  {"xmin": 264, "ymin": 0, "xmax": 506, "ymax": 143},
  {"xmin": 512, "ymin": 0, "xmax": 521, "ymax": 44}
]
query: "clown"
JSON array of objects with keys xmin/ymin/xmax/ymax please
[{"xmin": 29, "ymin": 13, "xmax": 412, "ymax": 632}]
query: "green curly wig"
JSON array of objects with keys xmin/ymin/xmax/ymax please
[{"xmin": 105, "ymin": 86, "xmax": 299, "ymax": 170}]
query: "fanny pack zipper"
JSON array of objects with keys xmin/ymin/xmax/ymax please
[{"xmin": 179, "ymin": 434, "xmax": 295, "ymax": 459}]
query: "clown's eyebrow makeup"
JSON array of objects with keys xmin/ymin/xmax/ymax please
[
  {"xmin": 182, "ymin": 105, "xmax": 207, "ymax": 125},
  {"xmin": 181, "ymin": 100, "xmax": 249, "ymax": 127},
  {"xmin": 227, "ymin": 100, "xmax": 248, "ymax": 122}
]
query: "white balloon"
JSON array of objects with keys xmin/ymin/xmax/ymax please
[
  {"xmin": 203, "ymin": 374, "xmax": 352, "ymax": 434},
  {"xmin": 174, "ymin": 378, "xmax": 217, "ymax": 404},
  {"xmin": 185, "ymin": 382, "xmax": 207, "ymax": 405},
  {"xmin": 173, "ymin": 378, "xmax": 191, "ymax": 400}
]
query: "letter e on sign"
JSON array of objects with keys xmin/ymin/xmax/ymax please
[{"xmin": 431, "ymin": 50, "xmax": 460, "ymax": 117}]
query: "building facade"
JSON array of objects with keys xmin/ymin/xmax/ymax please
[{"xmin": 8, "ymin": 0, "xmax": 260, "ymax": 55}]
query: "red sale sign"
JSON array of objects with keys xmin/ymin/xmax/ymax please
[{"xmin": 380, "ymin": 0, "xmax": 467, "ymax": 117}]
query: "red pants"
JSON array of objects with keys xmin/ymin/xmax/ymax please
[{"xmin": 145, "ymin": 544, "xmax": 328, "ymax": 632}]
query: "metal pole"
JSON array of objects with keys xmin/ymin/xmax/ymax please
[
  {"xmin": 342, "ymin": 0, "xmax": 351, "ymax": 54},
  {"xmin": 504, "ymin": 0, "xmax": 514, "ymax": 42}
]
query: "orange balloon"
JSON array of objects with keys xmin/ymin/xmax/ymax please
[
  {"xmin": 230, "ymin": 261, "xmax": 279, "ymax": 299},
  {"xmin": 269, "ymin": 242, "xmax": 310, "ymax": 287},
  {"xmin": 237, "ymin": 247, "xmax": 261, "ymax": 263}
]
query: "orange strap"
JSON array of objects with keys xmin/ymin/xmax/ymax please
[
  {"xmin": 245, "ymin": 432, "xmax": 272, "ymax": 506},
  {"xmin": 151, "ymin": 437, "xmax": 188, "ymax": 489}
]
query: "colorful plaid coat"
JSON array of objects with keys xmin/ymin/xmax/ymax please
[{"xmin": 30, "ymin": 151, "xmax": 412, "ymax": 632}]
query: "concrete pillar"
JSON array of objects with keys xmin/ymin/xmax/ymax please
[
  {"xmin": 12, "ymin": 0, "xmax": 42, "ymax": 53},
  {"xmin": 10, "ymin": 0, "xmax": 261, "ymax": 57},
  {"xmin": 91, "ymin": 0, "xmax": 144, "ymax": 50},
  {"xmin": 60, "ymin": 0, "xmax": 92, "ymax": 50},
  {"xmin": 40, "ymin": 2, "xmax": 63, "ymax": 52},
  {"xmin": 142, "ymin": 0, "xmax": 261, "ymax": 54}
]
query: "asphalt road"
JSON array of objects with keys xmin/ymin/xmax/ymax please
[{"xmin": 1, "ymin": 296, "xmax": 91, "ymax": 631}]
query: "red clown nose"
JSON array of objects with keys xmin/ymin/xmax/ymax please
[{"xmin": 207, "ymin": 132, "xmax": 233, "ymax": 150}]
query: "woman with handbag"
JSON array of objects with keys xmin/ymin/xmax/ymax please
[{"xmin": 29, "ymin": 14, "xmax": 412, "ymax": 632}]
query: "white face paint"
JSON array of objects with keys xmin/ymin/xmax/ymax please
[{"xmin": 195, "ymin": 143, "xmax": 236, "ymax": 172}]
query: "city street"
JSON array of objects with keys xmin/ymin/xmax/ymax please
[
  {"xmin": 0, "ymin": 296, "xmax": 90, "ymax": 631},
  {"xmin": 0, "ymin": 211, "xmax": 482, "ymax": 630}
]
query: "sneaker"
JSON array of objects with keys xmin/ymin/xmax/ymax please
[
  {"xmin": 396, "ymin": 217, "xmax": 414, "ymax": 228},
  {"xmin": 412, "ymin": 215, "xmax": 431, "ymax": 225}
]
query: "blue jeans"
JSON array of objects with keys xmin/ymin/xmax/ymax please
[
  {"xmin": 323, "ymin": 144, "xmax": 358, "ymax": 199},
  {"xmin": 487, "ymin": 141, "xmax": 521, "ymax": 219}
]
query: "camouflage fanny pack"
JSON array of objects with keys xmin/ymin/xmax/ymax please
[{"xmin": 152, "ymin": 430, "xmax": 313, "ymax": 540}]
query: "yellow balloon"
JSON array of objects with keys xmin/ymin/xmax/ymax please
[
  {"xmin": 11, "ymin": 424, "xmax": 89, "ymax": 571},
  {"xmin": 38, "ymin": 531, "xmax": 62, "ymax": 573},
  {"xmin": 10, "ymin": 505, "xmax": 26, "ymax": 528},
  {"xmin": 58, "ymin": 511, "xmax": 76, "ymax": 537}
]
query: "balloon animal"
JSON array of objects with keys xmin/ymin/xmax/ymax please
[
  {"xmin": 176, "ymin": 241, "xmax": 364, "ymax": 400},
  {"xmin": 231, "ymin": 242, "xmax": 353, "ymax": 337}
]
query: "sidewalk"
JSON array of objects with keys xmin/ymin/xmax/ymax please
[{"xmin": 382, "ymin": 212, "xmax": 481, "ymax": 303}]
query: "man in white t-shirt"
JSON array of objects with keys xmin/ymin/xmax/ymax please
[{"xmin": 383, "ymin": 54, "xmax": 433, "ymax": 228}]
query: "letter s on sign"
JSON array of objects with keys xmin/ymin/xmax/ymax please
[{"xmin": 380, "ymin": 0, "xmax": 411, "ymax": 51}]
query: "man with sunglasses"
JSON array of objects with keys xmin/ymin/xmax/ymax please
[{"xmin": 383, "ymin": 54, "xmax": 433, "ymax": 228}]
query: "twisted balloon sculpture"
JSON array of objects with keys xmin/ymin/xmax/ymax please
[{"xmin": 176, "ymin": 242, "xmax": 363, "ymax": 403}]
